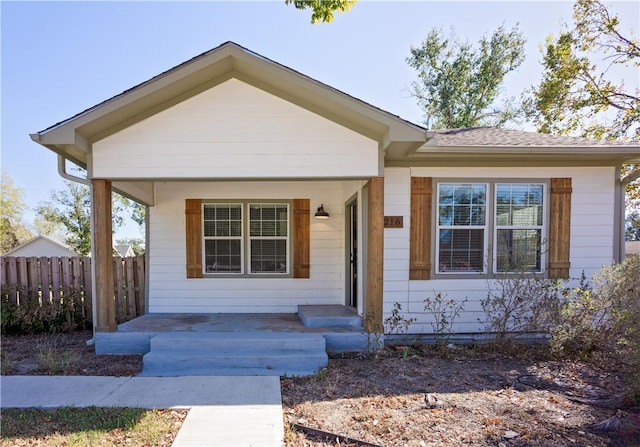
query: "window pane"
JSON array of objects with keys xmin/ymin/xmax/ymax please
[
  {"xmin": 439, "ymin": 184, "xmax": 486, "ymax": 227},
  {"xmin": 249, "ymin": 204, "xmax": 288, "ymax": 237},
  {"xmin": 438, "ymin": 229, "xmax": 484, "ymax": 272},
  {"xmin": 250, "ymin": 240, "xmax": 287, "ymax": 273},
  {"xmin": 439, "ymin": 184, "xmax": 454, "ymax": 204},
  {"xmin": 439, "ymin": 205, "xmax": 453, "ymax": 226},
  {"xmin": 203, "ymin": 204, "xmax": 242, "ymax": 237},
  {"xmin": 496, "ymin": 184, "xmax": 544, "ymax": 226},
  {"xmin": 204, "ymin": 239, "xmax": 241, "ymax": 273},
  {"xmin": 496, "ymin": 229, "xmax": 541, "ymax": 272}
]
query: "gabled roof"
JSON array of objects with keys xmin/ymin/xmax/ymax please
[
  {"xmin": 2, "ymin": 235, "xmax": 78, "ymax": 257},
  {"xmin": 30, "ymin": 42, "xmax": 639, "ymax": 172},
  {"xmin": 30, "ymin": 41, "xmax": 427, "ymax": 168}
]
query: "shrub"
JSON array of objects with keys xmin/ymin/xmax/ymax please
[
  {"xmin": 1, "ymin": 285, "xmax": 89, "ymax": 335},
  {"xmin": 384, "ymin": 302, "xmax": 416, "ymax": 337},
  {"xmin": 551, "ymin": 256, "xmax": 640, "ymax": 402},
  {"xmin": 480, "ymin": 272, "xmax": 566, "ymax": 341},
  {"xmin": 423, "ymin": 292, "xmax": 467, "ymax": 347}
]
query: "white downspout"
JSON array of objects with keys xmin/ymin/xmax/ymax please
[{"xmin": 58, "ymin": 155, "xmax": 96, "ymax": 343}]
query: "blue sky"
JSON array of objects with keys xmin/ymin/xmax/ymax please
[{"xmin": 2, "ymin": 1, "xmax": 638, "ymax": 239}]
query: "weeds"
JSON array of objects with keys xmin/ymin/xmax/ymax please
[
  {"xmin": 424, "ymin": 292, "xmax": 467, "ymax": 347},
  {"xmin": 384, "ymin": 302, "xmax": 416, "ymax": 336},
  {"xmin": 383, "ymin": 302, "xmax": 416, "ymax": 356},
  {"xmin": 36, "ymin": 342, "xmax": 74, "ymax": 374},
  {"xmin": 551, "ymin": 256, "xmax": 640, "ymax": 403},
  {"xmin": 480, "ymin": 272, "xmax": 566, "ymax": 342}
]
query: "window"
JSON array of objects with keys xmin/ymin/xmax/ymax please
[
  {"xmin": 495, "ymin": 184, "xmax": 544, "ymax": 273},
  {"xmin": 203, "ymin": 204, "xmax": 243, "ymax": 273},
  {"xmin": 203, "ymin": 202, "xmax": 290, "ymax": 275},
  {"xmin": 436, "ymin": 182, "xmax": 546, "ymax": 275},
  {"xmin": 437, "ymin": 183, "xmax": 487, "ymax": 272}
]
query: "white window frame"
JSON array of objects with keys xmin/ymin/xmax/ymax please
[
  {"xmin": 203, "ymin": 203, "xmax": 244, "ymax": 274},
  {"xmin": 493, "ymin": 183, "xmax": 546, "ymax": 274},
  {"xmin": 434, "ymin": 180, "xmax": 548, "ymax": 277},
  {"xmin": 202, "ymin": 201, "xmax": 291, "ymax": 277},
  {"xmin": 435, "ymin": 182, "xmax": 489, "ymax": 275},
  {"xmin": 247, "ymin": 202, "xmax": 290, "ymax": 275}
]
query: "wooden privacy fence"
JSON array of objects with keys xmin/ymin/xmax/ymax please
[{"xmin": 1, "ymin": 256, "xmax": 145, "ymax": 324}]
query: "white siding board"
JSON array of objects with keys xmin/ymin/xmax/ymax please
[
  {"xmin": 147, "ymin": 180, "xmax": 359, "ymax": 313},
  {"xmin": 382, "ymin": 166, "xmax": 618, "ymax": 335},
  {"xmin": 93, "ymin": 79, "xmax": 379, "ymax": 179}
]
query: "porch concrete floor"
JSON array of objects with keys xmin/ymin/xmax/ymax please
[
  {"xmin": 116, "ymin": 311, "xmax": 363, "ymax": 334},
  {"xmin": 96, "ymin": 307, "xmax": 369, "ymax": 355}
]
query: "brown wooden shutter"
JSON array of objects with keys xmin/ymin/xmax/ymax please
[
  {"xmin": 292, "ymin": 199, "xmax": 310, "ymax": 278},
  {"xmin": 549, "ymin": 178, "xmax": 572, "ymax": 279},
  {"xmin": 410, "ymin": 177, "xmax": 433, "ymax": 280},
  {"xmin": 185, "ymin": 199, "xmax": 203, "ymax": 278}
]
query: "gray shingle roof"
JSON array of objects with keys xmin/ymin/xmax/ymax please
[{"xmin": 425, "ymin": 127, "xmax": 636, "ymax": 147}]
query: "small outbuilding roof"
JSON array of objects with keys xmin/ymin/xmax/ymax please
[{"xmin": 2, "ymin": 235, "xmax": 78, "ymax": 257}]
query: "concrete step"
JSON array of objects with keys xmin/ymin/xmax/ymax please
[
  {"xmin": 141, "ymin": 332, "xmax": 328, "ymax": 377},
  {"xmin": 141, "ymin": 352, "xmax": 328, "ymax": 377},
  {"xmin": 298, "ymin": 305, "xmax": 363, "ymax": 328},
  {"xmin": 149, "ymin": 332, "xmax": 326, "ymax": 353}
]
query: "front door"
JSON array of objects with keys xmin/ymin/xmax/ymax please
[{"xmin": 346, "ymin": 199, "xmax": 358, "ymax": 308}]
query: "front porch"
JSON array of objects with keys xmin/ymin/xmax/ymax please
[{"xmin": 94, "ymin": 305, "xmax": 370, "ymax": 376}]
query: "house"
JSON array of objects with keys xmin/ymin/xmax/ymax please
[
  {"xmin": 30, "ymin": 42, "xmax": 640, "ymax": 360},
  {"xmin": 3, "ymin": 235, "xmax": 78, "ymax": 257},
  {"xmin": 114, "ymin": 244, "xmax": 136, "ymax": 257}
]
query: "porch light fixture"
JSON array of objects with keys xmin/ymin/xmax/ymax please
[{"xmin": 314, "ymin": 204, "xmax": 330, "ymax": 219}]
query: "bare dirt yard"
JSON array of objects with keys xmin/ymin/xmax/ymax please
[{"xmin": 2, "ymin": 331, "xmax": 638, "ymax": 446}]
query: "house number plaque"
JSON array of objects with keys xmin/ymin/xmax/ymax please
[{"xmin": 384, "ymin": 216, "xmax": 403, "ymax": 228}]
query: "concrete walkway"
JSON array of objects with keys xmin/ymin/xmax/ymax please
[{"xmin": 0, "ymin": 375, "xmax": 284, "ymax": 447}]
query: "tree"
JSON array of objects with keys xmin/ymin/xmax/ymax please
[
  {"xmin": 626, "ymin": 210, "xmax": 640, "ymax": 241},
  {"xmin": 36, "ymin": 182, "xmax": 93, "ymax": 255},
  {"xmin": 526, "ymin": 0, "xmax": 639, "ymax": 141},
  {"xmin": 525, "ymin": 0, "xmax": 639, "ymax": 205},
  {"xmin": 285, "ymin": 0, "xmax": 356, "ymax": 23},
  {"xmin": 36, "ymin": 182, "xmax": 141, "ymax": 256},
  {"xmin": 1, "ymin": 173, "xmax": 33, "ymax": 253},
  {"xmin": 407, "ymin": 25, "xmax": 526, "ymax": 129}
]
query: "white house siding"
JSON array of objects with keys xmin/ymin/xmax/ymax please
[
  {"xmin": 92, "ymin": 79, "xmax": 379, "ymax": 179},
  {"xmin": 383, "ymin": 166, "xmax": 616, "ymax": 334},
  {"xmin": 147, "ymin": 180, "xmax": 365, "ymax": 313}
]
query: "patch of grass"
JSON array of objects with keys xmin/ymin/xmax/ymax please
[
  {"xmin": 36, "ymin": 345, "xmax": 73, "ymax": 374},
  {"xmin": 1, "ymin": 352, "xmax": 14, "ymax": 374},
  {"xmin": 0, "ymin": 407, "xmax": 187, "ymax": 447}
]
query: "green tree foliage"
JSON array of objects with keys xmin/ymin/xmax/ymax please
[
  {"xmin": 407, "ymin": 25, "xmax": 525, "ymax": 129},
  {"xmin": 285, "ymin": 0, "xmax": 356, "ymax": 23},
  {"xmin": 526, "ymin": 0, "xmax": 639, "ymax": 205},
  {"xmin": 36, "ymin": 182, "xmax": 93, "ymax": 255},
  {"xmin": 1, "ymin": 173, "xmax": 33, "ymax": 253},
  {"xmin": 627, "ymin": 210, "xmax": 640, "ymax": 241},
  {"xmin": 526, "ymin": 0, "xmax": 639, "ymax": 140},
  {"xmin": 35, "ymin": 182, "xmax": 140, "ymax": 256}
]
